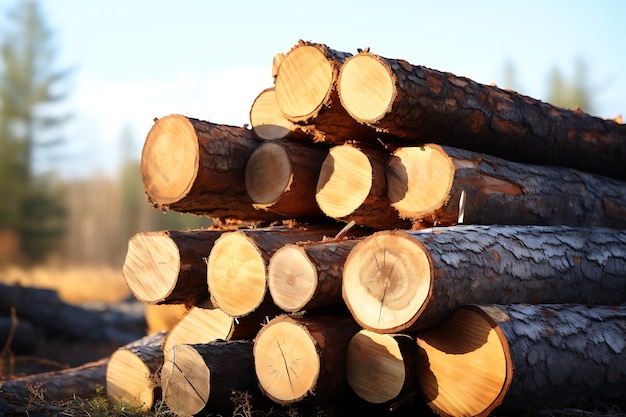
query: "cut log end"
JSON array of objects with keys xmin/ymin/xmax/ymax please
[
  {"xmin": 254, "ymin": 317, "xmax": 320, "ymax": 404},
  {"xmin": 141, "ymin": 114, "xmax": 199, "ymax": 205},
  {"xmin": 275, "ymin": 45, "xmax": 334, "ymax": 120},
  {"xmin": 416, "ymin": 305, "xmax": 510, "ymax": 417},
  {"xmin": 123, "ymin": 233, "xmax": 180, "ymax": 304},
  {"xmin": 267, "ymin": 244, "xmax": 317, "ymax": 312},
  {"xmin": 249, "ymin": 87, "xmax": 296, "ymax": 140},
  {"xmin": 338, "ymin": 53, "xmax": 395, "ymax": 123},
  {"xmin": 245, "ymin": 142, "xmax": 292, "ymax": 205},
  {"xmin": 342, "ymin": 231, "xmax": 432, "ymax": 333},
  {"xmin": 106, "ymin": 349, "xmax": 156, "ymax": 411},
  {"xmin": 386, "ymin": 145, "xmax": 455, "ymax": 219},
  {"xmin": 161, "ymin": 344, "xmax": 210, "ymax": 416}
]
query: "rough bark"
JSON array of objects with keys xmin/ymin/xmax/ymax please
[
  {"xmin": 161, "ymin": 340, "xmax": 261, "ymax": 415},
  {"xmin": 253, "ymin": 314, "xmax": 361, "ymax": 405},
  {"xmin": 386, "ymin": 144, "xmax": 626, "ymax": 228},
  {"xmin": 342, "ymin": 225, "xmax": 626, "ymax": 333},
  {"xmin": 267, "ymin": 238, "xmax": 363, "ymax": 312},
  {"xmin": 122, "ymin": 229, "xmax": 225, "ymax": 305},
  {"xmin": 346, "ymin": 330, "xmax": 420, "ymax": 407},
  {"xmin": 274, "ymin": 40, "xmax": 376, "ymax": 144},
  {"xmin": 245, "ymin": 140, "xmax": 328, "ymax": 219},
  {"xmin": 416, "ymin": 304, "xmax": 626, "ymax": 417},
  {"xmin": 141, "ymin": 114, "xmax": 284, "ymax": 221},
  {"xmin": 316, "ymin": 142, "xmax": 411, "ymax": 229},
  {"xmin": 105, "ymin": 331, "xmax": 165, "ymax": 410},
  {"xmin": 249, "ymin": 87, "xmax": 309, "ymax": 141},
  {"xmin": 337, "ymin": 51, "xmax": 626, "ymax": 180}
]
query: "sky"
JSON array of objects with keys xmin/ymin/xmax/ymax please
[{"xmin": 2, "ymin": 0, "xmax": 625, "ymax": 178}]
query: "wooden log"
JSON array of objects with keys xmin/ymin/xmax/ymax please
[
  {"xmin": 342, "ymin": 225, "xmax": 626, "ymax": 333},
  {"xmin": 105, "ymin": 331, "xmax": 165, "ymax": 411},
  {"xmin": 316, "ymin": 142, "xmax": 411, "ymax": 229},
  {"xmin": 140, "ymin": 114, "xmax": 283, "ymax": 221},
  {"xmin": 249, "ymin": 87, "xmax": 308, "ymax": 141},
  {"xmin": 346, "ymin": 330, "xmax": 420, "ymax": 407},
  {"xmin": 0, "ymin": 315, "xmax": 37, "ymax": 353},
  {"xmin": 161, "ymin": 340, "xmax": 260, "ymax": 415},
  {"xmin": 416, "ymin": 304, "xmax": 626, "ymax": 417},
  {"xmin": 267, "ymin": 238, "xmax": 362, "ymax": 312},
  {"xmin": 337, "ymin": 51, "xmax": 626, "ymax": 180},
  {"xmin": 206, "ymin": 225, "xmax": 349, "ymax": 317},
  {"xmin": 245, "ymin": 140, "xmax": 328, "ymax": 219},
  {"xmin": 253, "ymin": 314, "xmax": 361, "ymax": 405},
  {"xmin": 144, "ymin": 303, "xmax": 189, "ymax": 335},
  {"xmin": 274, "ymin": 40, "xmax": 375, "ymax": 144},
  {"xmin": 386, "ymin": 144, "xmax": 626, "ymax": 228},
  {"xmin": 122, "ymin": 229, "xmax": 225, "ymax": 305}
]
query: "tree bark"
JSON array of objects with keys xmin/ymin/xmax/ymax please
[
  {"xmin": 267, "ymin": 238, "xmax": 362, "ymax": 312},
  {"xmin": 253, "ymin": 314, "xmax": 361, "ymax": 405},
  {"xmin": 105, "ymin": 331, "xmax": 165, "ymax": 411},
  {"xmin": 274, "ymin": 40, "xmax": 376, "ymax": 144},
  {"xmin": 249, "ymin": 87, "xmax": 309, "ymax": 141},
  {"xmin": 161, "ymin": 340, "xmax": 260, "ymax": 415},
  {"xmin": 206, "ymin": 225, "xmax": 351, "ymax": 317},
  {"xmin": 338, "ymin": 51, "xmax": 626, "ymax": 180},
  {"xmin": 416, "ymin": 304, "xmax": 626, "ymax": 417},
  {"xmin": 123, "ymin": 229, "xmax": 225, "ymax": 305},
  {"xmin": 346, "ymin": 330, "xmax": 420, "ymax": 407},
  {"xmin": 141, "ymin": 114, "xmax": 284, "ymax": 221},
  {"xmin": 342, "ymin": 225, "xmax": 626, "ymax": 333},
  {"xmin": 386, "ymin": 144, "xmax": 626, "ymax": 228},
  {"xmin": 245, "ymin": 140, "xmax": 328, "ymax": 219},
  {"xmin": 316, "ymin": 142, "xmax": 411, "ymax": 229}
]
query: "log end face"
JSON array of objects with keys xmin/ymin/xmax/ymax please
[
  {"xmin": 245, "ymin": 142, "xmax": 292, "ymax": 205},
  {"xmin": 162, "ymin": 344, "xmax": 210, "ymax": 416},
  {"xmin": 268, "ymin": 245, "xmax": 316, "ymax": 312},
  {"xmin": 250, "ymin": 88, "xmax": 295, "ymax": 140},
  {"xmin": 106, "ymin": 349, "xmax": 155, "ymax": 411},
  {"xmin": 141, "ymin": 114, "xmax": 199, "ymax": 206}
]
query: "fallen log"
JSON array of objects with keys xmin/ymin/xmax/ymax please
[
  {"xmin": 245, "ymin": 140, "xmax": 328, "ymax": 219},
  {"xmin": 141, "ymin": 114, "xmax": 284, "ymax": 221},
  {"xmin": 122, "ymin": 229, "xmax": 225, "ymax": 305},
  {"xmin": 253, "ymin": 314, "xmax": 361, "ymax": 405},
  {"xmin": 316, "ymin": 142, "xmax": 411, "ymax": 229},
  {"xmin": 337, "ymin": 50, "xmax": 626, "ymax": 180},
  {"xmin": 416, "ymin": 304, "xmax": 626, "ymax": 417},
  {"xmin": 386, "ymin": 144, "xmax": 626, "ymax": 228},
  {"xmin": 0, "ymin": 315, "xmax": 38, "ymax": 354},
  {"xmin": 342, "ymin": 225, "xmax": 626, "ymax": 333},
  {"xmin": 105, "ymin": 331, "xmax": 165, "ymax": 411},
  {"xmin": 249, "ymin": 87, "xmax": 309, "ymax": 141}
]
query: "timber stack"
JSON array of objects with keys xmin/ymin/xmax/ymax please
[{"xmin": 107, "ymin": 40, "xmax": 626, "ymax": 416}]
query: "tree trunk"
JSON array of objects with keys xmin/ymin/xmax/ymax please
[
  {"xmin": 161, "ymin": 340, "xmax": 260, "ymax": 415},
  {"xmin": 253, "ymin": 314, "xmax": 361, "ymax": 405},
  {"xmin": 342, "ymin": 225, "xmax": 626, "ymax": 333},
  {"xmin": 105, "ymin": 331, "xmax": 165, "ymax": 411},
  {"xmin": 316, "ymin": 142, "xmax": 411, "ymax": 229},
  {"xmin": 416, "ymin": 304, "xmax": 626, "ymax": 417},
  {"xmin": 249, "ymin": 87, "xmax": 309, "ymax": 141},
  {"xmin": 386, "ymin": 144, "xmax": 626, "ymax": 228},
  {"xmin": 346, "ymin": 329, "xmax": 420, "ymax": 407},
  {"xmin": 245, "ymin": 140, "xmax": 328, "ymax": 219},
  {"xmin": 206, "ymin": 225, "xmax": 350, "ymax": 317},
  {"xmin": 141, "ymin": 114, "xmax": 284, "ymax": 221},
  {"xmin": 338, "ymin": 51, "xmax": 626, "ymax": 180},
  {"xmin": 274, "ymin": 40, "xmax": 376, "ymax": 144},
  {"xmin": 267, "ymin": 238, "xmax": 362, "ymax": 312},
  {"xmin": 123, "ymin": 229, "xmax": 225, "ymax": 305}
]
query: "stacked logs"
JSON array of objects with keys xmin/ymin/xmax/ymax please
[{"xmin": 106, "ymin": 40, "xmax": 626, "ymax": 416}]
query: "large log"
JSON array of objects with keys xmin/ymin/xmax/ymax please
[
  {"xmin": 161, "ymin": 340, "xmax": 261, "ymax": 415},
  {"xmin": 416, "ymin": 304, "xmax": 626, "ymax": 417},
  {"xmin": 337, "ymin": 50, "xmax": 626, "ymax": 180},
  {"xmin": 253, "ymin": 314, "xmax": 361, "ymax": 405},
  {"xmin": 122, "ymin": 229, "xmax": 225, "ymax": 305},
  {"xmin": 386, "ymin": 144, "xmax": 626, "ymax": 228},
  {"xmin": 342, "ymin": 225, "xmax": 626, "ymax": 333},
  {"xmin": 274, "ymin": 40, "xmax": 375, "ymax": 144},
  {"xmin": 105, "ymin": 331, "xmax": 165, "ymax": 411},
  {"xmin": 245, "ymin": 140, "xmax": 328, "ymax": 219},
  {"xmin": 249, "ymin": 87, "xmax": 309, "ymax": 141},
  {"xmin": 316, "ymin": 142, "xmax": 411, "ymax": 229},
  {"xmin": 141, "ymin": 114, "xmax": 283, "ymax": 221}
]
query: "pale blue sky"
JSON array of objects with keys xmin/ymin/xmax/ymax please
[{"xmin": 2, "ymin": 0, "xmax": 625, "ymax": 177}]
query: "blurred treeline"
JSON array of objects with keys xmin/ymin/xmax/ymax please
[{"xmin": 0, "ymin": 0, "xmax": 600, "ymax": 269}]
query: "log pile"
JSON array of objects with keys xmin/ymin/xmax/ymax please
[{"xmin": 105, "ymin": 40, "xmax": 625, "ymax": 416}]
